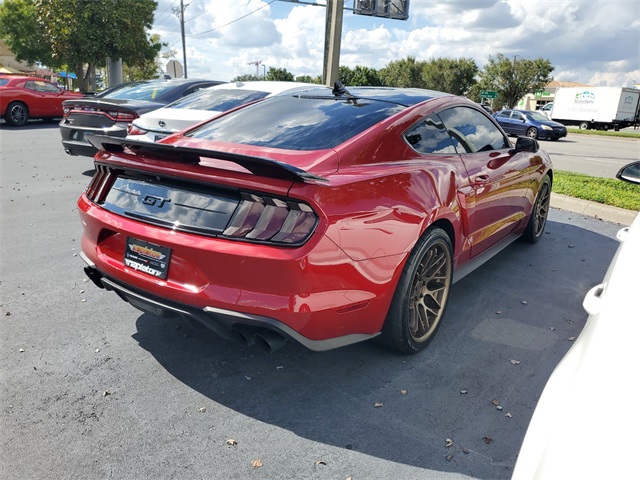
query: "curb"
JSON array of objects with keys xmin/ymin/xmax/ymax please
[{"xmin": 550, "ymin": 193, "xmax": 638, "ymax": 225}]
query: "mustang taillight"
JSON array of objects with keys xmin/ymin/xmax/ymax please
[
  {"xmin": 224, "ymin": 192, "xmax": 317, "ymax": 244},
  {"xmin": 85, "ymin": 165, "xmax": 116, "ymax": 204}
]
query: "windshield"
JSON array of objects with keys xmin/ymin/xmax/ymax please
[
  {"xmin": 101, "ymin": 82, "xmax": 176, "ymax": 101},
  {"xmin": 188, "ymin": 95, "xmax": 406, "ymax": 151},
  {"xmin": 526, "ymin": 111, "xmax": 551, "ymax": 122},
  {"xmin": 167, "ymin": 89, "xmax": 269, "ymax": 111}
]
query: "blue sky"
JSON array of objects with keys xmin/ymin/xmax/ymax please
[{"xmin": 151, "ymin": 0, "xmax": 640, "ymax": 87}]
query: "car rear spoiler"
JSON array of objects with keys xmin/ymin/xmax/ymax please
[{"xmin": 86, "ymin": 134, "xmax": 329, "ymax": 184}]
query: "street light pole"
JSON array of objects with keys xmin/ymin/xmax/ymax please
[{"xmin": 323, "ymin": 0, "xmax": 344, "ymax": 86}]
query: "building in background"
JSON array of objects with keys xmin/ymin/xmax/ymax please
[{"xmin": 518, "ymin": 81, "xmax": 591, "ymax": 111}]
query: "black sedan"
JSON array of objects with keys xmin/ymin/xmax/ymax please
[
  {"xmin": 59, "ymin": 78, "xmax": 224, "ymax": 157},
  {"xmin": 493, "ymin": 109, "xmax": 567, "ymax": 140}
]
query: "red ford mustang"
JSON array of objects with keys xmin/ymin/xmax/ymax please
[
  {"xmin": 78, "ymin": 85, "xmax": 552, "ymax": 354},
  {"xmin": 0, "ymin": 75, "xmax": 83, "ymax": 126}
]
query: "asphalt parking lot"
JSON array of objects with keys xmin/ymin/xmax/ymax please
[{"xmin": 0, "ymin": 123, "xmax": 629, "ymax": 479}]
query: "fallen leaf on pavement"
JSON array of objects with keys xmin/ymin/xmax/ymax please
[{"xmin": 251, "ymin": 459, "xmax": 263, "ymax": 468}]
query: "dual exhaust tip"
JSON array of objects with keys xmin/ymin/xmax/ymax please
[{"xmin": 231, "ymin": 325, "xmax": 288, "ymax": 353}]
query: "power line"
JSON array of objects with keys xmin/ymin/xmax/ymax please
[
  {"xmin": 186, "ymin": 0, "xmax": 277, "ymax": 38},
  {"xmin": 154, "ymin": 0, "xmax": 180, "ymax": 28}
]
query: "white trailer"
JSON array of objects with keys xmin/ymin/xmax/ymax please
[{"xmin": 550, "ymin": 87, "xmax": 640, "ymax": 131}]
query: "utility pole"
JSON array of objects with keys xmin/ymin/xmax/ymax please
[
  {"xmin": 173, "ymin": 0, "xmax": 188, "ymax": 78},
  {"xmin": 323, "ymin": 0, "xmax": 344, "ymax": 86}
]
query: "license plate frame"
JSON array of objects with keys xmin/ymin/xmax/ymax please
[{"xmin": 123, "ymin": 237, "xmax": 172, "ymax": 279}]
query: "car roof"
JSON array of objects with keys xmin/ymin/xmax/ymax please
[
  {"xmin": 205, "ymin": 81, "xmax": 321, "ymax": 95},
  {"xmin": 0, "ymin": 75, "xmax": 52, "ymax": 83},
  {"xmin": 294, "ymin": 86, "xmax": 450, "ymax": 107}
]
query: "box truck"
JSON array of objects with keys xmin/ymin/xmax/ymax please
[{"xmin": 550, "ymin": 87, "xmax": 640, "ymax": 131}]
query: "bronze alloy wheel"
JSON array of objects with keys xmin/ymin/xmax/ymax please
[
  {"xmin": 382, "ymin": 226, "xmax": 453, "ymax": 354},
  {"xmin": 523, "ymin": 175, "xmax": 551, "ymax": 243},
  {"xmin": 407, "ymin": 239, "xmax": 452, "ymax": 342},
  {"xmin": 532, "ymin": 180, "xmax": 550, "ymax": 236}
]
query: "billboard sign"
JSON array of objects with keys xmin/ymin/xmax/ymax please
[{"xmin": 354, "ymin": 0, "xmax": 410, "ymax": 20}]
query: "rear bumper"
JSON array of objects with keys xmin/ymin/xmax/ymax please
[
  {"xmin": 79, "ymin": 251, "xmax": 380, "ymax": 352},
  {"xmin": 59, "ymin": 121, "xmax": 128, "ymax": 157},
  {"xmin": 77, "ymin": 193, "xmax": 402, "ymax": 351}
]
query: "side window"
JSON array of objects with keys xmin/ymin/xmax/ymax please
[
  {"xmin": 403, "ymin": 115, "xmax": 457, "ymax": 154},
  {"xmin": 39, "ymin": 81, "xmax": 61, "ymax": 93},
  {"xmin": 438, "ymin": 107, "xmax": 510, "ymax": 153},
  {"xmin": 24, "ymin": 81, "xmax": 37, "ymax": 92},
  {"xmin": 497, "ymin": 111, "xmax": 511, "ymax": 118},
  {"xmin": 183, "ymin": 86, "xmax": 205, "ymax": 97}
]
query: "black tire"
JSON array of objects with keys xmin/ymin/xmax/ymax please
[
  {"xmin": 522, "ymin": 175, "xmax": 551, "ymax": 243},
  {"xmin": 5, "ymin": 101, "xmax": 29, "ymax": 126},
  {"xmin": 579, "ymin": 121, "xmax": 589, "ymax": 130},
  {"xmin": 381, "ymin": 227, "xmax": 453, "ymax": 354},
  {"xmin": 526, "ymin": 127, "xmax": 538, "ymax": 139}
]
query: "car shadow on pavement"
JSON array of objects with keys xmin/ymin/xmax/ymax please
[{"xmin": 131, "ymin": 215, "xmax": 619, "ymax": 480}]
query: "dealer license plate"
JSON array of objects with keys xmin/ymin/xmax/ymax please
[{"xmin": 124, "ymin": 237, "xmax": 172, "ymax": 279}]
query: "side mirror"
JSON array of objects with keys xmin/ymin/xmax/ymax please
[
  {"xmin": 514, "ymin": 136, "xmax": 539, "ymax": 153},
  {"xmin": 616, "ymin": 161, "xmax": 640, "ymax": 185}
]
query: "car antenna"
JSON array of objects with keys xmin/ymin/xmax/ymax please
[{"xmin": 332, "ymin": 81, "xmax": 352, "ymax": 97}]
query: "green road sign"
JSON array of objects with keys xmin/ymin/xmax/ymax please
[{"xmin": 480, "ymin": 90, "xmax": 498, "ymax": 98}]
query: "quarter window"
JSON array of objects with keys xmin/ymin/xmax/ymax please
[
  {"xmin": 438, "ymin": 107, "xmax": 509, "ymax": 153},
  {"xmin": 403, "ymin": 115, "xmax": 457, "ymax": 154}
]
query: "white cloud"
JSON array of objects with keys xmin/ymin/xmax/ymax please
[{"xmin": 152, "ymin": 0, "xmax": 640, "ymax": 87}]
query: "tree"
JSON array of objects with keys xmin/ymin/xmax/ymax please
[
  {"xmin": 421, "ymin": 58, "xmax": 478, "ymax": 95},
  {"xmin": 295, "ymin": 75, "xmax": 322, "ymax": 84},
  {"xmin": 479, "ymin": 53, "xmax": 554, "ymax": 108},
  {"xmin": 122, "ymin": 34, "xmax": 168, "ymax": 82},
  {"xmin": 231, "ymin": 74, "xmax": 262, "ymax": 82},
  {"xmin": 379, "ymin": 56, "xmax": 426, "ymax": 88},
  {"xmin": 0, "ymin": 0, "xmax": 51, "ymax": 66},
  {"xmin": 265, "ymin": 67, "xmax": 294, "ymax": 82},
  {"xmin": 0, "ymin": 0, "xmax": 160, "ymax": 92},
  {"xmin": 338, "ymin": 65, "xmax": 383, "ymax": 86}
]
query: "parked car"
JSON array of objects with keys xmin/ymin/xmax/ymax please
[
  {"xmin": 512, "ymin": 161, "xmax": 640, "ymax": 480},
  {"xmin": 127, "ymin": 81, "xmax": 322, "ymax": 142},
  {"xmin": 493, "ymin": 109, "xmax": 567, "ymax": 140},
  {"xmin": 59, "ymin": 78, "xmax": 224, "ymax": 157},
  {"xmin": 0, "ymin": 75, "xmax": 84, "ymax": 126},
  {"xmin": 78, "ymin": 85, "xmax": 552, "ymax": 354}
]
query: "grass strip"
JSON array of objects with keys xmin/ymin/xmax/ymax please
[
  {"xmin": 554, "ymin": 170, "xmax": 640, "ymax": 211},
  {"xmin": 567, "ymin": 128, "xmax": 640, "ymax": 139}
]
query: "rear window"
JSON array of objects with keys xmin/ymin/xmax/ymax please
[
  {"xmin": 101, "ymin": 82, "xmax": 177, "ymax": 102},
  {"xmin": 187, "ymin": 95, "xmax": 405, "ymax": 150},
  {"xmin": 167, "ymin": 89, "xmax": 269, "ymax": 112}
]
